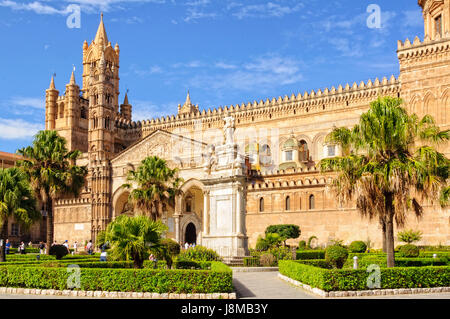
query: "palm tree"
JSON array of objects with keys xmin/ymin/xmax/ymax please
[
  {"xmin": 122, "ymin": 156, "xmax": 183, "ymax": 221},
  {"xmin": 0, "ymin": 167, "xmax": 40, "ymax": 262},
  {"xmin": 17, "ymin": 131, "xmax": 87, "ymax": 253},
  {"xmin": 104, "ymin": 214, "xmax": 168, "ymax": 268},
  {"xmin": 319, "ymin": 96, "xmax": 449, "ymax": 267}
]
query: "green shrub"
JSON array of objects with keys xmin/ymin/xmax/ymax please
[
  {"xmin": 0, "ymin": 261, "xmax": 232, "ymax": 293},
  {"xmin": 255, "ymin": 236, "xmax": 270, "ymax": 251},
  {"xmin": 49, "ymin": 245, "xmax": 69, "ymax": 260},
  {"xmin": 397, "ymin": 229, "xmax": 422, "ymax": 244},
  {"xmin": 259, "ymin": 253, "xmax": 277, "ymax": 267},
  {"xmin": 279, "ymin": 261, "xmax": 450, "ymax": 292},
  {"xmin": 268, "ymin": 247, "xmax": 294, "ymax": 261},
  {"xmin": 399, "ymin": 244, "xmax": 420, "ymax": 257},
  {"xmin": 296, "ymin": 250, "xmax": 325, "ymax": 260},
  {"xmin": 265, "ymin": 224, "xmax": 300, "ymax": 245},
  {"xmin": 178, "ymin": 246, "xmax": 221, "ymax": 262},
  {"xmin": 161, "ymin": 238, "xmax": 180, "ymax": 256},
  {"xmin": 307, "ymin": 236, "xmax": 318, "ymax": 249},
  {"xmin": 348, "ymin": 241, "xmax": 367, "ymax": 253},
  {"xmin": 325, "ymin": 245, "xmax": 348, "ymax": 269},
  {"xmin": 298, "ymin": 240, "xmax": 307, "ymax": 250}
]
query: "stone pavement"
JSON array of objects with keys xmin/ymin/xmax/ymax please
[
  {"xmin": 232, "ymin": 271, "xmax": 317, "ymax": 299},
  {"xmin": 233, "ymin": 271, "xmax": 450, "ymax": 299}
]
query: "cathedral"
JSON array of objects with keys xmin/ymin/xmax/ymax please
[{"xmin": 46, "ymin": 1, "xmax": 449, "ymax": 261}]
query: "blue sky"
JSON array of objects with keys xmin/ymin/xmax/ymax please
[{"xmin": 0, "ymin": 0, "xmax": 424, "ymax": 153}]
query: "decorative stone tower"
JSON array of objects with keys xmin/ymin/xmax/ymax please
[
  {"xmin": 45, "ymin": 75, "xmax": 58, "ymax": 131},
  {"xmin": 84, "ymin": 14, "xmax": 119, "ymax": 242},
  {"xmin": 398, "ymin": 0, "xmax": 450, "ymax": 158}
]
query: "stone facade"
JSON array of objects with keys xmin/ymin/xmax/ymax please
[{"xmin": 47, "ymin": 1, "xmax": 449, "ymax": 257}]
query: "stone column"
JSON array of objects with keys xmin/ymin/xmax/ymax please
[
  {"xmin": 203, "ymin": 190, "xmax": 210, "ymax": 235},
  {"xmin": 174, "ymin": 194, "xmax": 182, "ymax": 243}
]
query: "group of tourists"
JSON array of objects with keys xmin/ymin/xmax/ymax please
[
  {"xmin": 3, "ymin": 239, "xmax": 34, "ymax": 254},
  {"xmin": 184, "ymin": 242, "xmax": 196, "ymax": 250}
]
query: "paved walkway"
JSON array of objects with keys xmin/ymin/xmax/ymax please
[
  {"xmin": 233, "ymin": 271, "xmax": 450, "ymax": 299},
  {"xmin": 233, "ymin": 271, "xmax": 317, "ymax": 299}
]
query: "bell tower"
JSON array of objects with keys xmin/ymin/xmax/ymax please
[
  {"xmin": 420, "ymin": 0, "xmax": 449, "ymax": 40},
  {"xmin": 397, "ymin": 0, "xmax": 450, "ymax": 157}
]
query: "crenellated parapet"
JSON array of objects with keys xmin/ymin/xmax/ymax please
[
  {"xmin": 121, "ymin": 76, "xmax": 400, "ymax": 135},
  {"xmin": 397, "ymin": 35, "xmax": 450, "ymax": 62}
]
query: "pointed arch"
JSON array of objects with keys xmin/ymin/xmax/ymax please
[
  {"xmin": 408, "ymin": 94, "xmax": 421, "ymax": 116},
  {"xmin": 440, "ymin": 89, "xmax": 450, "ymax": 124},
  {"xmin": 423, "ymin": 91, "xmax": 437, "ymax": 119}
]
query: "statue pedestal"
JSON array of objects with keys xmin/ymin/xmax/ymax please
[{"xmin": 202, "ymin": 141, "xmax": 248, "ymax": 261}]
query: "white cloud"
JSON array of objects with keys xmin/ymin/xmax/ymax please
[
  {"xmin": 0, "ymin": 118, "xmax": 43, "ymax": 140},
  {"xmin": 328, "ymin": 38, "xmax": 362, "ymax": 57},
  {"xmin": 0, "ymin": 1, "xmax": 69, "ymax": 15},
  {"xmin": 188, "ymin": 54, "xmax": 304, "ymax": 91},
  {"xmin": 183, "ymin": 8, "xmax": 217, "ymax": 23},
  {"xmin": 232, "ymin": 2, "xmax": 304, "ymax": 20},
  {"xmin": 402, "ymin": 9, "xmax": 423, "ymax": 28},
  {"xmin": 9, "ymin": 97, "xmax": 45, "ymax": 109},
  {"xmin": 132, "ymin": 100, "xmax": 178, "ymax": 121}
]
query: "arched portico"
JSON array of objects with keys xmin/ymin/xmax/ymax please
[{"xmin": 175, "ymin": 179, "xmax": 208, "ymax": 245}]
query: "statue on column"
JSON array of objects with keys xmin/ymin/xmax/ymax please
[{"xmin": 223, "ymin": 116, "xmax": 235, "ymax": 145}]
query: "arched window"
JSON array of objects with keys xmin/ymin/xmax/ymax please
[
  {"xmin": 299, "ymin": 140, "xmax": 309, "ymax": 162},
  {"xmin": 285, "ymin": 196, "xmax": 291, "ymax": 211},
  {"xmin": 80, "ymin": 107, "xmax": 87, "ymax": 119},
  {"xmin": 58, "ymin": 103, "xmax": 64, "ymax": 119},
  {"xmin": 259, "ymin": 197, "xmax": 264, "ymax": 212},
  {"xmin": 309, "ymin": 195, "xmax": 315, "ymax": 210},
  {"xmin": 185, "ymin": 195, "xmax": 192, "ymax": 213},
  {"xmin": 259, "ymin": 144, "xmax": 272, "ymax": 166}
]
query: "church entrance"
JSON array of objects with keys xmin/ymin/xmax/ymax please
[{"xmin": 185, "ymin": 223, "xmax": 197, "ymax": 245}]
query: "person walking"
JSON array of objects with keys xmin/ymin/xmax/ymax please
[
  {"xmin": 73, "ymin": 241, "xmax": 78, "ymax": 254},
  {"xmin": 19, "ymin": 242, "xmax": 25, "ymax": 254},
  {"xmin": 5, "ymin": 239, "xmax": 11, "ymax": 255},
  {"xmin": 184, "ymin": 242, "xmax": 189, "ymax": 250},
  {"xmin": 100, "ymin": 244, "xmax": 107, "ymax": 262},
  {"xmin": 38, "ymin": 241, "xmax": 45, "ymax": 255},
  {"xmin": 63, "ymin": 240, "xmax": 70, "ymax": 254},
  {"xmin": 86, "ymin": 240, "xmax": 93, "ymax": 255}
]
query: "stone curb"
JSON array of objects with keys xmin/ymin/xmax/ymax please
[
  {"xmin": 0, "ymin": 287, "xmax": 236, "ymax": 299},
  {"xmin": 277, "ymin": 273, "xmax": 450, "ymax": 297},
  {"xmin": 232, "ymin": 267, "xmax": 279, "ymax": 272}
]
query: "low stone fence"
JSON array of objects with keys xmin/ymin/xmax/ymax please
[
  {"xmin": 278, "ymin": 273, "xmax": 450, "ymax": 298},
  {"xmin": 0, "ymin": 287, "xmax": 236, "ymax": 299}
]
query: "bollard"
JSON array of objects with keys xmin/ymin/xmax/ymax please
[{"xmin": 353, "ymin": 256, "xmax": 358, "ymax": 269}]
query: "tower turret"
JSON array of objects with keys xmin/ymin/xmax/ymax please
[
  {"xmin": 120, "ymin": 92, "xmax": 132, "ymax": 121},
  {"xmin": 65, "ymin": 70, "xmax": 80, "ymax": 131},
  {"xmin": 45, "ymin": 75, "xmax": 59, "ymax": 130}
]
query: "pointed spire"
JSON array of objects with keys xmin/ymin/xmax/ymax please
[
  {"xmin": 94, "ymin": 12, "xmax": 109, "ymax": 46},
  {"xmin": 69, "ymin": 69, "xmax": 76, "ymax": 85},
  {"xmin": 123, "ymin": 91, "xmax": 129, "ymax": 105},
  {"xmin": 185, "ymin": 90, "xmax": 191, "ymax": 106},
  {"xmin": 49, "ymin": 74, "xmax": 56, "ymax": 90}
]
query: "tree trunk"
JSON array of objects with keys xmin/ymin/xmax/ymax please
[
  {"xmin": 381, "ymin": 219, "xmax": 387, "ymax": 253},
  {"xmin": 0, "ymin": 219, "xmax": 8, "ymax": 262},
  {"xmin": 46, "ymin": 199, "xmax": 53, "ymax": 255},
  {"xmin": 385, "ymin": 194, "xmax": 395, "ymax": 268}
]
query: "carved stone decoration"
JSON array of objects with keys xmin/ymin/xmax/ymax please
[
  {"xmin": 223, "ymin": 116, "xmax": 235, "ymax": 145},
  {"xmin": 203, "ymin": 144, "xmax": 217, "ymax": 174}
]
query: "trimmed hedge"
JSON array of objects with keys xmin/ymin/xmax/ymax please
[
  {"xmin": 0, "ymin": 261, "xmax": 232, "ymax": 293},
  {"xmin": 296, "ymin": 250, "xmax": 325, "ymax": 260},
  {"xmin": 279, "ymin": 260, "xmax": 450, "ymax": 292}
]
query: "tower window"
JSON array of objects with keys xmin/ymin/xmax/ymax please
[
  {"xmin": 11, "ymin": 223, "xmax": 19, "ymax": 236},
  {"xmin": 259, "ymin": 197, "xmax": 264, "ymax": 212},
  {"xmin": 285, "ymin": 196, "xmax": 291, "ymax": 211},
  {"xmin": 285, "ymin": 150, "xmax": 293, "ymax": 161},
  {"xmin": 80, "ymin": 107, "xmax": 87, "ymax": 119},
  {"xmin": 435, "ymin": 15, "xmax": 442, "ymax": 37},
  {"xmin": 309, "ymin": 195, "xmax": 315, "ymax": 210}
]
